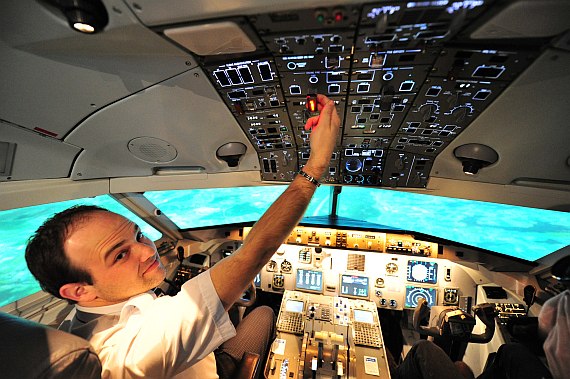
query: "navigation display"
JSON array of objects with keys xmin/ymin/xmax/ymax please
[
  {"xmin": 407, "ymin": 260, "xmax": 438, "ymax": 284},
  {"xmin": 340, "ymin": 274, "xmax": 369, "ymax": 298},
  {"xmin": 285, "ymin": 299, "xmax": 304, "ymax": 313},
  {"xmin": 254, "ymin": 273, "xmax": 261, "ymax": 288},
  {"xmin": 296, "ymin": 269, "xmax": 323, "ymax": 292},
  {"xmin": 353, "ymin": 309, "xmax": 374, "ymax": 323},
  {"xmin": 405, "ymin": 286, "xmax": 437, "ymax": 308}
]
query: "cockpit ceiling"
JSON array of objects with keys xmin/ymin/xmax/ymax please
[{"xmin": 0, "ymin": 0, "xmax": 569, "ymax": 197}]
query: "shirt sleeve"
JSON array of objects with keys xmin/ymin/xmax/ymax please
[
  {"xmin": 95, "ymin": 270, "xmax": 236, "ymax": 379},
  {"xmin": 539, "ymin": 290, "xmax": 570, "ymax": 379}
]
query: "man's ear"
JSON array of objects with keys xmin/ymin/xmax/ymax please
[{"xmin": 59, "ymin": 283, "xmax": 97, "ymax": 302}]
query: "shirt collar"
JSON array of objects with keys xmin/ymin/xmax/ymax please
[{"xmin": 76, "ymin": 290, "xmax": 156, "ymax": 316}]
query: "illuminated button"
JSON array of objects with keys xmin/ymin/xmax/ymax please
[
  {"xmin": 289, "ymin": 85, "xmax": 302, "ymax": 95},
  {"xmin": 307, "ymin": 95, "xmax": 318, "ymax": 111}
]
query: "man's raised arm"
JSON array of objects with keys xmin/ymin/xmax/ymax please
[{"xmin": 210, "ymin": 94, "xmax": 341, "ymax": 310}]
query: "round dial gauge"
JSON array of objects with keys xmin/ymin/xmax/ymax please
[
  {"xmin": 444, "ymin": 290, "xmax": 458, "ymax": 304},
  {"xmin": 386, "ymin": 262, "xmax": 398, "ymax": 274},
  {"xmin": 266, "ymin": 260, "xmax": 276, "ymax": 272},
  {"xmin": 281, "ymin": 259, "xmax": 292, "ymax": 273}
]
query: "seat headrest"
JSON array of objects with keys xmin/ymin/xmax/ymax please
[{"xmin": 0, "ymin": 312, "xmax": 102, "ymax": 379}]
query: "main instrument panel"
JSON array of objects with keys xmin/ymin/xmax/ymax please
[
  {"xmin": 245, "ymin": 226, "xmax": 475, "ymax": 311},
  {"xmin": 267, "ymin": 290, "xmax": 391, "ymax": 379},
  {"xmin": 165, "ymin": 1, "xmax": 541, "ymax": 188}
]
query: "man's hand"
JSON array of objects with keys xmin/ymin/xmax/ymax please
[
  {"xmin": 210, "ymin": 93, "xmax": 340, "ymax": 311},
  {"xmin": 303, "ymin": 95, "xmax": 341, "ymax": 180}
]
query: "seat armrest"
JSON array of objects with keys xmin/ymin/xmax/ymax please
[{"xmin": 234, "ymin": 351, "xmax": 260, "ymax": 379}]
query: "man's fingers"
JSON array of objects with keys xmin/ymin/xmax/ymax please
[{"xmin": 304, "ymin": 115, "xmax": 319, "ymax": 130}]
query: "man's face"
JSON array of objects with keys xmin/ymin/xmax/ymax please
[{"xmin": 64, "ymin": 211, "xmax": 167, "ymax": 305}]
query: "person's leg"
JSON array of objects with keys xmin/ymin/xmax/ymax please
[
  {"xmin": 477, "ymin": 343, "xmax": 551, "ymax": 379},
  {"xmin": 391, "ymin": 340, "xmax": 466, "ymax": 379},
  {"xmin": 215, "ymin": 306, "xmax": 276, "ymax": 379}
]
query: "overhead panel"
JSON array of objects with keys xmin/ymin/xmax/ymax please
[{"xmin": 166, "ymin": 1, "xmax": 543, "ymax": 188}]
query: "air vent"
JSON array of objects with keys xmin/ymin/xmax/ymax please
[{"xmin": 347, "ymin": 253, "xmax": 366, "ymax": 271}]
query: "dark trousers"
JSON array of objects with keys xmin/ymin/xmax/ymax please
[
  {"xmin": 391, "ymin": 340, "xmax": 466, "ymax": 379},
  {"xmin": 215, "ymin": 306, "xmax": 276, "ymax": 379},
  {"xmin": 477, "ymin": 343, "xmax": 552, "ymax": 379}
]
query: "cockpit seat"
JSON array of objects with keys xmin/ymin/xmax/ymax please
[{"xmin": 0, "ymin": 312, "xmax": 102, "ymax": 379}]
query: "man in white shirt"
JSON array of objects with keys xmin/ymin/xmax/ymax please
[{"xmin": 25, "ymin": 95, "xmax": 340, "ymax": 378}]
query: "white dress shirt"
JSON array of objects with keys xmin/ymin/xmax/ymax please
[
  {"xmin": 539, "ymin": 289, "xmax": 570, "ymax": 379},
  {"xmin": 64, "ymin": 270, "xmax": 236, "ymax": 379}
]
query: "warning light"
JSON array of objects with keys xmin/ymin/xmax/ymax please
[
  {"xmin": 306, "ymin": 94, "xmax": 318, "ymax": 112},
  {"xmin": 314, "ymin": 9, "xmax": 327, "ymax": 22},
  {"xmin": 333, "ymin": 8, "xmax": 344, "ymax": 22}
]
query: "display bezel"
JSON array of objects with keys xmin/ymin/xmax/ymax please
[
  {"xmin": 339, "ymin": 274, "xmax": 370, "ymax": 299},
  {"xmin": 285, "ymin": 299, "xmax": 305, "ymax": 313},
  {"xmin": 406, "ymin": 260, "xmax": 438, "ymax": 284},
  {"xmin": 295, "ymin": 268, "xmax": 324, "ymax": 293},
  {"xmin": 353, "ymin": 309, "xmax": 375, "ymax": 323},
  {"xmin": 404, "ymin": 285, "xmax": 437, "ymax": 308}
]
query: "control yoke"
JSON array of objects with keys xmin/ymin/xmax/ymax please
[
  {"xmin": 412, "ymin": 298, "xmax": 497, "ymax": 343},
  {"xmin": 235, "ymin": 282, "xmax": 257, "ymax": 307}
]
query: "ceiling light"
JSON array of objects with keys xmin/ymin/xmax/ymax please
[
  {"xmin": 49, "ymin": 0, "xmax": 109, "ymax": 34},
  {"xmin": 453, "ymin": 143, "xmax": 498, "ymax": 175}
]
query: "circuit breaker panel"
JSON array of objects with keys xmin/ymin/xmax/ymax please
[{"xmin": 185, "ymin": 1, "xmax": 540, "ymax": 187}]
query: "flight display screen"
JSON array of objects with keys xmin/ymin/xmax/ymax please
[
  {"xmin": 353, "ymin": 309, "xmax": 374, "ymax": 323},
  {"xmin": 285, "ymin": 299, "xmax": 304, "ymax": 313},
  {"xmin": 254, "ymin": 273, "xmax": 261, "ymax": 288},
  {"xmin": 407, "ymin": 260, "xmax": 438, "ymax": 284},
  {"xmin": 340, "ymin": 274, "xmax": 369, "ymax": 298},
  {"xmin": 296, "ymin": 269, "xmax": 323, "ymax": 292},
  {"xmin": 405, "ymin": 286, "xmax": 437, "ymax": 308}
]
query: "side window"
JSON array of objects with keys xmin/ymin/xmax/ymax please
[{"xmin": 0, "ymin": 195, "xmax": 161, "ymax": 307}]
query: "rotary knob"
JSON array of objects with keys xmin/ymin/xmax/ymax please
[
  {"xmin": 395, "ymin": 157, "xmax": 406, "ymax": 170},
  {"xmin": 419, "ymin": 103, "xmax": 438, "ymax": 120},
  {"xmin": 346, "ymin": 159, "xmax": 362, "ymax": 172},
  {"xmin": 412, "ymin": 173, "xmax": 421, "ymax": 185},
  {"xmin": 447, "ymin": 93, "xmax": 459, "ymax": 107},
  {"xmin": 451, "ymin": 105, "xmax": 472, "ymax": 122}
]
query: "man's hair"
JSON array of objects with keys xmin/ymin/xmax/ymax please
[{"xmin": 25, "ymin": 205, "xmax": 111, "ymax": 303}]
